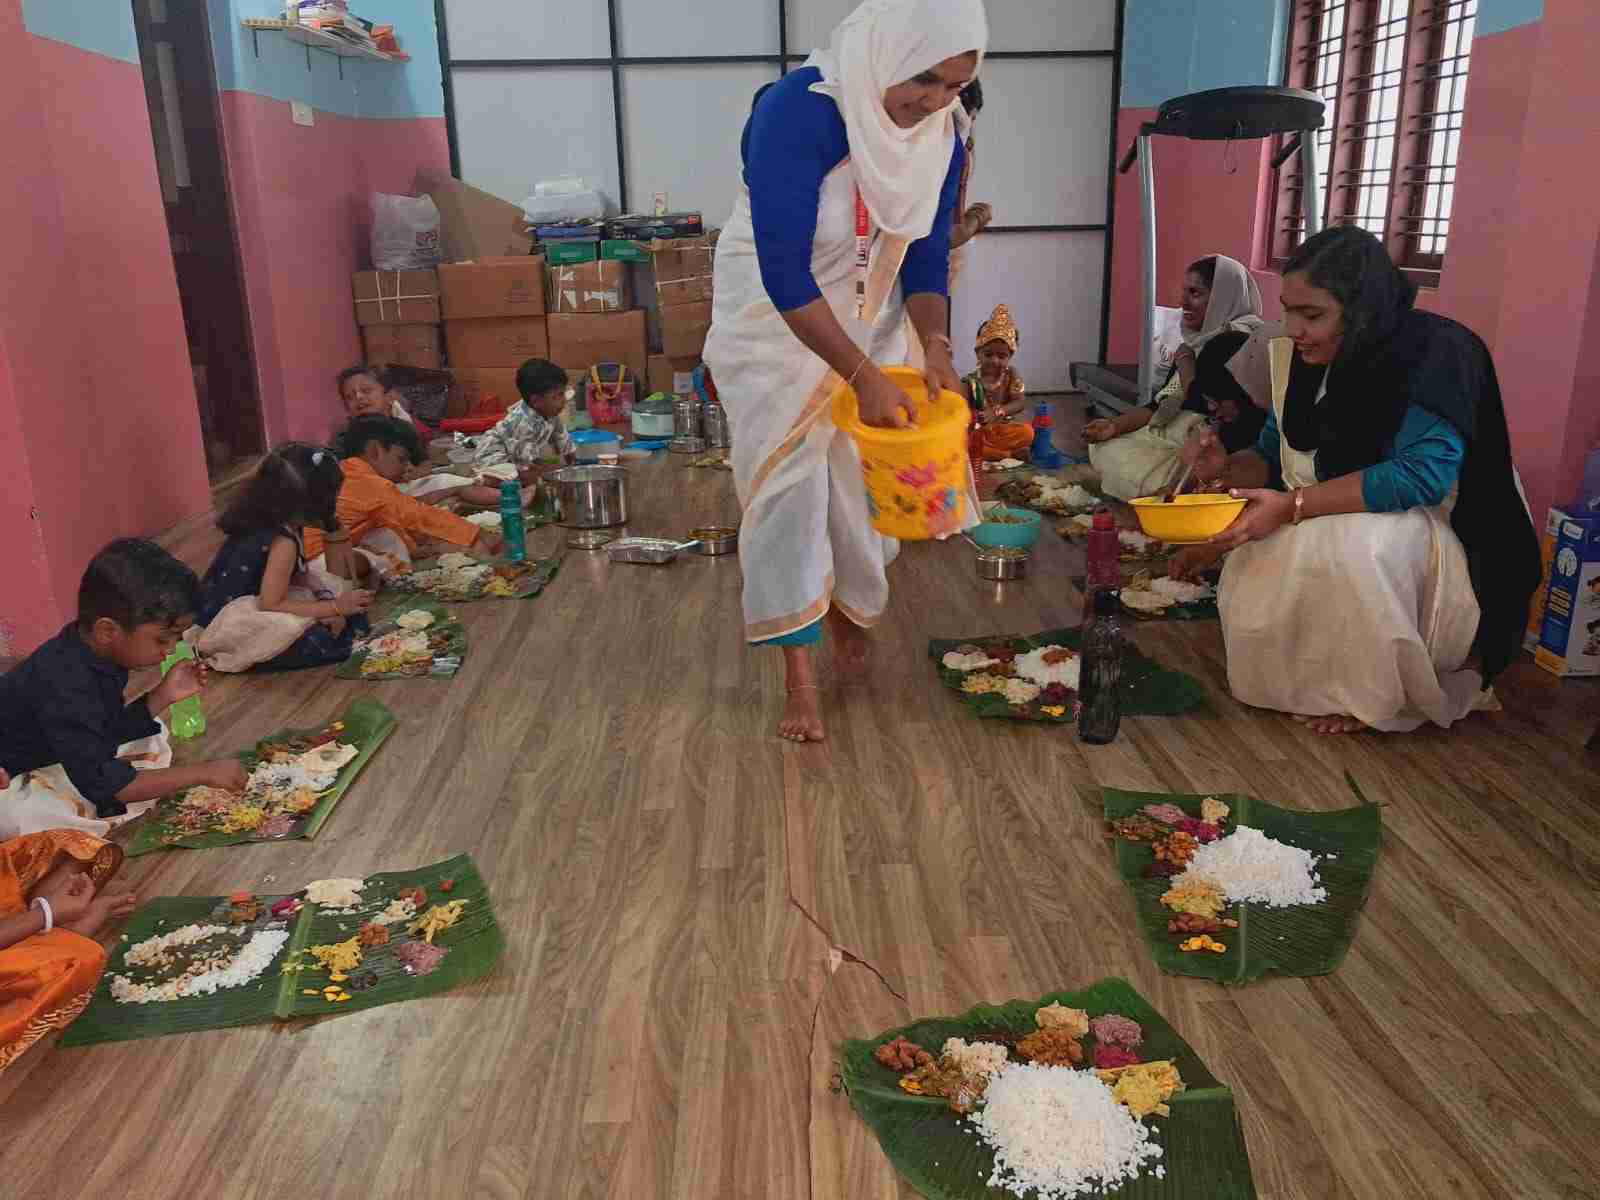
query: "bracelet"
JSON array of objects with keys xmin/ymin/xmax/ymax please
[
  {"xmin": 846, "ymin": 356, "xmax": 871, "ymax": 387},
  {"xmin": 31, "ymin": 896, "xmax": 52, "ymax": 933},
  {"xmin": 1293, "ymin": 488, "xmax": 1305, "ymax": 525}
]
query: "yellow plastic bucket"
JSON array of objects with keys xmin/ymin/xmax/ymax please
[{"xmin": 832, "ymin": 365, "xmax": 971, "ymax": 541}]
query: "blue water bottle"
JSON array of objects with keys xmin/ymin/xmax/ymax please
[
  {"xmin": 160, "ymin": 641, "xmax": 207, "ymax": 740},
  {"xmin": 500, "ymin": 479, "xmax": 526, "ymax": 562}
]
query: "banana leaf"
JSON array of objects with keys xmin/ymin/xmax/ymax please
[
  {"xmin": 928, "ymin": 629, "xmax": 1206, "ymax": 724},
  {"xmin": 384, "ymin": 553, "xmax": 560, "ymax": 603},
  {"xmin": 840, "ymin": 977, "xmax": 1256, "ymax": 1200},
  {"xmin": 1103, "ymin": 783, "xmax": 1383, "ymax": 984},
  {"xmin": 336, "ymin": 596, "xmax": 466, "ymax": 680},
  {"xmin": 1071, "ymin": 577, "xmax": 1218, "ymax": 622},
  {"xmin": 61, "ymin": 854, "xmax": 502, "ymax": 1047},
  {"xmin": 125, "ymin": 698, "xmax": 396, "ymax": 856}
]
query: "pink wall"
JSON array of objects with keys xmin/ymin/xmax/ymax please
[
  {"xmin": 1103, "ymin": 10, "xmax": 1595, "ymax": 523},
  {"xmin": 0, "ymin": 5, "xmax": 211, "ymax": 654},
  {"xmin": 219, "ymin": 92, "xmax": 448, "ymax": 445}
]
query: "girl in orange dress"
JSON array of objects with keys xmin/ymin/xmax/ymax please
[
  {"xmin": 962, "ymin": 304, "xmax": 1033, "ymax": 461},
  {"xmin": 0, "ymin": 782, "xmax": 135, "ymax": 1072}
]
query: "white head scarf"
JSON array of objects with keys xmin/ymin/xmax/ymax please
[
  {"xmin": 1184, "ymin": 253, "xmax": 1265, "ymax": 349},
  {"xmin": 804, "ymin": 0, "xmax": 989, "ymax": 240}
]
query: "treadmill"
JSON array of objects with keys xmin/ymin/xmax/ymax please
[{"xmin": 1074, "ymin": 85, "xmax": 1327, "ymax": 415}]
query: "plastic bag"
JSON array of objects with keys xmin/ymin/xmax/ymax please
[
  {"xmin": 1151, "ymin": 306, "xmax": 1185, "ymax": 372},
  {"xmin": 371, "ymin": 193, "xmax": 441, "ymax": 270},
  {"xmin": 522, "ymin": 177, "xmax": 611, "ymax": 224}
]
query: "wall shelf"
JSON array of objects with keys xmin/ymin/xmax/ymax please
[{"xmin": 241, "ymin": 19, "xmax": 407, "ymax": 65}]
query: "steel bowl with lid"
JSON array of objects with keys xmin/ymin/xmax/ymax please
[{"xmin": 547, "ymin": 465, "xmax": 629, "ymax": 529}]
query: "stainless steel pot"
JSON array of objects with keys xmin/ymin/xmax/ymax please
[
  {"xmin": 688, "ymin": 525, "xmax": 738, "ymax": 556},
  {"xmin": 548, "ymin": 465, "xmax": 629, "ymax": 529},
  {"xmin": 975, "ymin": 548, "xmax": 1029, "ymax": 581}
]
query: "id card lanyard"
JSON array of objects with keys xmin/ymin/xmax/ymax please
[{"xmin": 854, "ymin": 187, "xmax": 871, "ymax": 320}]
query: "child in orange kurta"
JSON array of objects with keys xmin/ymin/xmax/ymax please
[{"xmin": 0, "ymin": 806, "xmax": 136, "ymax": 1071}]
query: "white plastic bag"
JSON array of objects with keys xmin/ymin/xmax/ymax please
[
  {"xmin": 371, "ymin": 193, "xmax": 441, "ymax": 270},
  {"xmin": 521, "ymin": 176, "xmax": 611, "ymax": 224}
]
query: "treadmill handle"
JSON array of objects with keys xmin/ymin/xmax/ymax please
[{"xmin": 1118, "ymin": 141, "xmax": 1139, "ymax": 174}]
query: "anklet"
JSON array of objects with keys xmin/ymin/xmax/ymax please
[{"xmin": 786, "ymin": 683, "xmax": 821, "ymax": 693}]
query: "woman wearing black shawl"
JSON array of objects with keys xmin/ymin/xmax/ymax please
[{"xmin": 1173, "ymin": 225, "xmax": 1541, "ymax": 733}]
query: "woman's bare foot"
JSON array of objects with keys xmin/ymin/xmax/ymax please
[
  {"xmin": 827, "ymin": 607, "xmax": 870, "ymax": 683},
  {"xmin": 778, "ymin": 645, "xmax": 825, "ymax": 742},
  {"xmin": 62, "ymin": 892, "xmax": 137, "ymax": 940},
  {"xmin": 1293, "ymin": 714, "xmax": 1368, "ymax": 735}
]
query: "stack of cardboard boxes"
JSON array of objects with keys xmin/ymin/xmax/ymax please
[
  {"xmin": 353, "ymin": 269, "xmax": 444, "ymax": 369},
  {"xmin": 545, "ymin": 244, "xmax": 648, "ymax": 383},
  {"xmin": 438, "ymin": 257, "xmax": 549, "ymax": 412}
]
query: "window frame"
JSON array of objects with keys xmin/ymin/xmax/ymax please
[{"xmin": 1268, "ymin": 0, "xmax": 1477, "ymax": 287}]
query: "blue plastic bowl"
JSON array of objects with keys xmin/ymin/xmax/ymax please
[{"xmin": 971, "ymin": 504, "xmax": 1043, "ymax": 549}]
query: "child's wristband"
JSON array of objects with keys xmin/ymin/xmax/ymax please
[{"xmin": 31, "ymin": 896, "xmax": 52, "ymax": 933}]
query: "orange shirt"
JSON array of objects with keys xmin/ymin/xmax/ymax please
[{"xmin": 302, "ymin": 457, "xmax": 478, "ymax": 559}]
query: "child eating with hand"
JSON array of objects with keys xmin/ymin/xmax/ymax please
[
  {"xmin": 301, "ymin": 416, "xmax": 501, "ymax": 575},
  {"xmin": 472, "ymin": 358, "xmax": 576, "ymax": 485},
  {"xmin": 337, "ymin": 365, "xmax": 481, "ymax": 503},
  {"xmin": 0, "ymin": 539, "xmax": 249, "ymax": 839}
]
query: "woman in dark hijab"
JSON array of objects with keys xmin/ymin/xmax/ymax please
[{"xmin": 1172, "ymin": 224, "xmax": 1541, "ymax": 733}]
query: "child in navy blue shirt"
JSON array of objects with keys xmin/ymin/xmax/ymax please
[{"xmin": 0, "ymin": 539, "xmax": 247, "ymax": 837}]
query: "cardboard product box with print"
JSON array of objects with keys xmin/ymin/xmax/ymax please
[{"xmin": 1534, "ymin": 508, "xmax": 1600, "ymax": 677}]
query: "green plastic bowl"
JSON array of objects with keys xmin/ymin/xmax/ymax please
[{"xmin": 971, "ymin": 504, "xmax": 1043, "ymax": 549}]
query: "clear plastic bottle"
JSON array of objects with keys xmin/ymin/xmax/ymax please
[
  {"xmin": 500, "ymin": 479, "xmax": 526, "ymax": 562},
  {"xmin": 1083, "ymin": 507, "xmax": 1122, "ymax": 624},
  {"xmin": 161, "ymin": 641, "xmax": 206, "ymax": 740},
  {"xmin": 1078, "ymin": 589, "xmax": 1124, "ymax": 745}
]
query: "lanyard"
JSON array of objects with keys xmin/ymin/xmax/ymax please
[{"xmin": 854, "ymin": 187, "xmax": 871, "ymax": 320}]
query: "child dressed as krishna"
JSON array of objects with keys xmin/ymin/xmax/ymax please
[{"xmin": 962, "ymin": 304, "xmax": 1033, "ymax": 461}]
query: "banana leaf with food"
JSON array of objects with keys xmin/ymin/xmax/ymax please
[
  {"xmin": 1103, "ymin": 781, "xmax": 1383, "ymax": 984},
  {"xmin": 384, "ymin": 553, "xmax": 560, "ymax": 603},
  {"xmin": 61, "ymin": 854, "xmax": 502, "ymax": 1046},
  {"xmin": 840, "ymin": 977, "xmax": 1256, "ymax": 1200},
  {"xmin": 1073, "ymin": 574, "xmax": 1219, "ymax": 622},
  {"xmin": 929, "ymin": 629, "xmax": 1206, "ymax": 724},
  {"xmin": 126, "ymin": 698, "xmax": 395, "ymax": 856},
  {"xmin": 337, "ymin": 595, "xmax": 466, "ymax": 680}
]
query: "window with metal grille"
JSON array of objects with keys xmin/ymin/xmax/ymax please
[{"xmin": 1270, "ymin": 0, "xmax": 1478, "ymax": 284}]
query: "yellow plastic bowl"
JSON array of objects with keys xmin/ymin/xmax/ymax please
[
  {"xmin": 1128, "ymin": 493, "xmax": 1247, "ymax": 543},
  {"xmin": 832, "ymin": 365, "xmax": 972, "ymax": 541}
]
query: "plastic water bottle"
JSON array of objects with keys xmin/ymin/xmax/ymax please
[
  {"xmin": 1078, "ymin": 590, "xmax": 1124, "ymax": 745},
  {"xmin": 161, "ymin": 641, "xmax": 206, "ymax": 740},
  {"xmin": 1083, "ymin": 508, "xmax": 1122, "ymax": 625},
  {"xmin": 500, "ymin": 479, "xmax": 526, "ymax": 562}
]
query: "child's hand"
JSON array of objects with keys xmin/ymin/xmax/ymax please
[
  {"xmin": 320, "ymin": 615, "xmax": 348, "ymax": 637},
  {"xmin": 37, "ymin": 870, "xmax": 95, "ymax": 926},
  {"xmin": 204, "ymin": 759, "xmax": 249, "ymax": 792},
  {"xmin": 152, "ymin": 659, "xmax": 206, "ymax": 711},
  {"xmin": 1083, "ymin": 418, "xmax": 1118, "ymax": 444},
  {"xmin": 334, "ymin": 589, "xmax": 375, "ymax": 615},
  {"xmin": 0, "ymin": 768, "xmax": 9, "ymax": 790}
]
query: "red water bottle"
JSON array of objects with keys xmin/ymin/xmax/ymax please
[{"xmin": 1083, "ymin": 508, "xmax": 1122, "ymax": 624}]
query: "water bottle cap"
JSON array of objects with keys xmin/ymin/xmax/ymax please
[
  {"xmin": 1095, "ymin": 590, "xmax": 1122, "ymax": 616},
  {"xmin": 500, "ymin": 478, "xmax": 520, "ymax": 494},
  {"xmin": 1091, "ymin": 508, "xmax": 1115, "ymax": 530}
]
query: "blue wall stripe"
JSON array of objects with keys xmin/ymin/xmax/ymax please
[
  {"xmin": 1120, "ymin": 0, "xmax": 1286, "ymax": 109},
  {"xmin": 1477, "ymin": 0, "xmax": 1543, "ymax": 37},
  {"xmin": 22, "ymin": 0, "xmax": 141, "ymax": 64}
]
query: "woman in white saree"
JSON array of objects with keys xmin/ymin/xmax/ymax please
[
  {"xmin": 705, "ymin": 0, "xmax": 987, "ymax": 742},
  {"xmin": 1172, "ymin": 226, "xmax": 1541, "ymax": 733}
]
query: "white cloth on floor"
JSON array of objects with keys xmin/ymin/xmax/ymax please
[{"xmin": 0, "ymin": 721, "xmax": 172, "ymax": 840}]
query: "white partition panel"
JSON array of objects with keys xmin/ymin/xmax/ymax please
[
  {"xmin": 443, "ymin": 0, "xmax": 611, "ymax": 61},
  {"xmin": 788, "ymin": 0, "xmax": 1116, "ymax": 56},
  {"xmin": 621, "ymin": 65, "xmax": 779, "ymax": 223},
  {"xmin": 617, "ymin": 0, "xmax": 779, "ymax": 58},
  {"xmin": 452, "ymin": 68, "xmax": 621, "ymax": 209},
  {"xmin": 952, "ymin": 232, "xmax": 1106, "ymax": 391},
  {"xmin": 970, "ymin": 58, "xmax": 1113, "ymax": 227}
]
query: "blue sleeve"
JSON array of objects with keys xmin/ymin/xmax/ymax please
[
  {"xmin": 899, "ymin": 135, "xmax": 965, "ymax": 300},
  {"xmin": 742, "ymin": 69, "xmax": 849, "ymax": 312},
  {"xmin": 1360, "ymin": 406, "xmax": 1465, "ymax": 512},
  {"xmin": 1253, "ymin": 407, "xmax": 1285, "ymax": 489}
]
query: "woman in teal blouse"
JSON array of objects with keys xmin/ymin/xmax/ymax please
[{"xmin": 1175, "ymin": 226, "xmax": 1540, "ymax": 733}]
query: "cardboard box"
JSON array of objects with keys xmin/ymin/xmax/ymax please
[
  {"xmin": 657, "ymin": 276, "xmax": 713, "ymax": 307},
  {"xmin": 548, "ymin": 260, "xmax": 631, "ymax": 314},
  {"xmin": 362, "ymin": 323, "xmax": 443, "ymax": 370},
  {"xmin": 547, "ymin": 310, "xmax": 648, "ymax": 377},
  {"xmin": 444, "ymin": 317, "xmax": 549, "ymax": 368},
  {"xmin": 438, "ymin": 257, "xmax": 547, "ymax": 320},
  {"xmin": 646, "ymin": 354, "xmax": 674, "ymax": 397},
  {"xmin": 352, "ymin": 269, "xmax": 441, "ymax": 326},
  {"xmin": 652, "ymin": 240, "xmax": 715, "ymax": 283},
  {"xmin": 602, "ymin": 239, "xmax": 651, "ymax": 263},
  {"xmin": 659, "ymin": 299, "xmax": 712, "ymax": 359},
  {"xmin": 450, "ymin": 367, "xmax": 523, "ymax": 416},
  {"xmin": 1526, "ymin": 506, "xmax": 1566, "ymax": 648},
  {"xmin": 1534, "ymin": 508, "xmax": 1600, "ymax": 677},
  {"xmin": 415, "ymin": 169, "xmax": 535, "ymax": 262},
  {"xmin": 608, "ymin": 212, "xmax": 703, "ymax": 241},
  {"xmin": 545, "ymin": 240, "xmax": 599, "ymax": 266}
]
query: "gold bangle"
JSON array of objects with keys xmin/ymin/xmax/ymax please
[
  {"xmin": 846, "ymin": 356, "xmax": 871, "ymax": 387},
  {"xmin": 1293, "ymin": 488, "xmax": 1305, "ymax": 525}
]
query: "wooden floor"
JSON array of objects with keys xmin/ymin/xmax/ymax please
[{"xmin": 3, "ymin": 432, "xmax": 1599, "ymax": 1200}]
